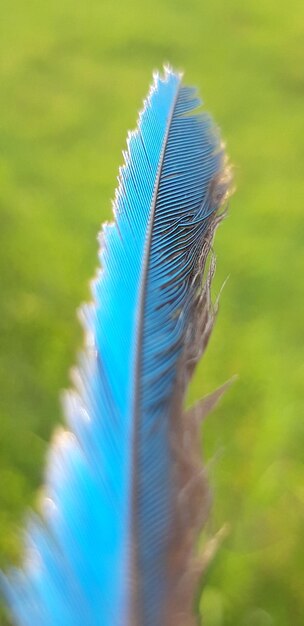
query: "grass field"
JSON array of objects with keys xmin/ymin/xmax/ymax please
[{"xmin": 0, "ymin": 0, "xmax": 303, "ymax": 624}]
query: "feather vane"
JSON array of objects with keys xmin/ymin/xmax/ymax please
[{"xmin": 2, "ymin": 67, "xmax": 231, "ymax": 626}]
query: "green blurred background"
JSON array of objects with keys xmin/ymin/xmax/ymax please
[{"xmin": 0, "ymin": 0, "xmax": 303, "ymax": 624}]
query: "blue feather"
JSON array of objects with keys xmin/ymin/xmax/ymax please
[{"xmin": 2, "ymin": 67, "xmax": 231, "ymax": 626}]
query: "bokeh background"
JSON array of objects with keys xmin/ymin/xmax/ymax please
[{"xmin": 0, "ymin": 0, "xmax": 303, "ymax": 624}]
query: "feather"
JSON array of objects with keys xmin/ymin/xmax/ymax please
[{"xmin": 2, "ymin": 67, "xmax": 231, "ymax": 626}]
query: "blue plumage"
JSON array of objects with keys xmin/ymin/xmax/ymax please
[{"xmin": 2, "ymin": 68, "xmax": 230, "ymax": 626}]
